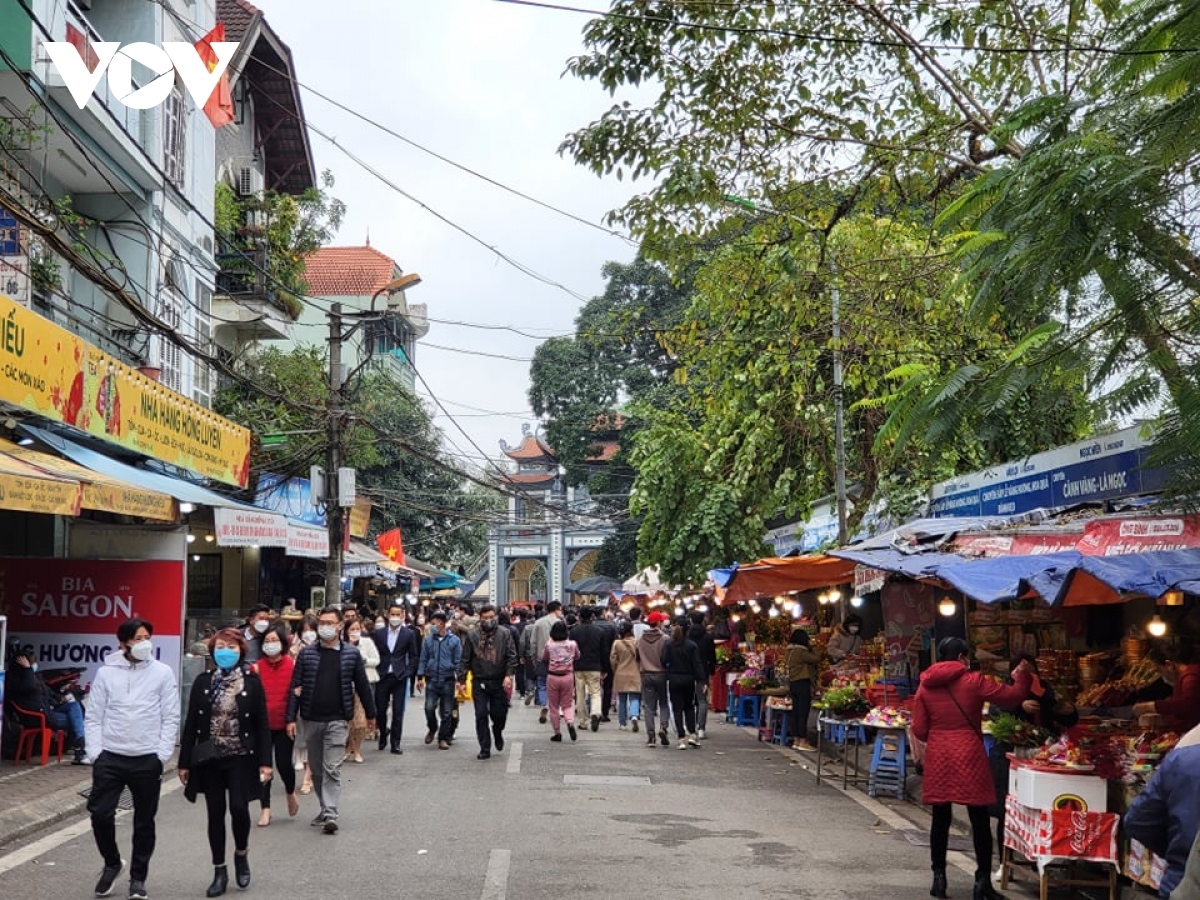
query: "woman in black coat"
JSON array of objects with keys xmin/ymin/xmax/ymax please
[
  {"xmin": 179, "ymin": 628, "xmax": 272, "ymax": 897},
  {"xmin": 661, "ymin": 625, "xmax": 706, "ymax": 749}
]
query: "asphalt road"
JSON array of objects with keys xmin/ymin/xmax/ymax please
[{"xmin": 0, "ymin": 700, "xmax": 942, "ymax": 900}]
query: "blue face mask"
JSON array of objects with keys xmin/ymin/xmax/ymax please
[
  {"xmin": 31, "ymin": 662, "xmax": 38, "ymax": 673},
  {"xmin": 213, "ymin": 648, "xmax": 240, "ymax": 670}
]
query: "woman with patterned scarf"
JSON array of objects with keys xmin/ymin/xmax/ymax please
[{"xmin": 179, "ymin": 628, "xmax": 272, "ymax": 897}]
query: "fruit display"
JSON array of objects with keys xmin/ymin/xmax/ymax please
[
  {"xmin": 863, "ymin": 706, "xmax": 911, "ymax": 727},
  {"xmin": 1033, "ymin": 737, "xmax": 1092, "ymax": 768}
]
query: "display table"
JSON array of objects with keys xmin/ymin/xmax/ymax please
[
  {"xmin": 1001, "ymin": 792, "xmax": 1120, "ymax": 900},
  {"xmin": 815, "ymin": 715, "xmax": 869, "ymax": 789}
]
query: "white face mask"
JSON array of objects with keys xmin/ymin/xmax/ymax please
[
  {"xmin": 301, "ymin": 630, "xmax": 317, "ymax": 645},
  {"xmin": 262, "ymin": 641, "xmax": 283, "ymax": 657},
  {"xmin": 253, "ymin": 619, "xmax": 270, "ymax": 634},
  {"xmin": 389, "ymin": 617, "xmax": 403, "ymax": 628},
  {"xmin": 317, "ymin": 624, "xmax": 338, "ymax": 642},
  {"xmin": 129, "ymin": 639, "xmax": 154, "ymax": 662},
  {"xmin": 348, "ymin": 631, "xmax": 361, "ymax": 644}
]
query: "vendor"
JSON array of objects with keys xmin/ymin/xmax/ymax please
[
  {"xmin": 1132, "ymin": 643, "xmax": 1200, "ymax": 733},
  {"xmin": 827, "ymin": 614, "xmax": 864, "ymax": 663}
]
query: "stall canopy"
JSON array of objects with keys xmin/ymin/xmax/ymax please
[
  {"xmin": 932, "ymin": 551, "xmax": 1085, "ymax": 606},
  {"xmin": 830, "ymin": 547, "xmax": 967, "ymax": 581},
  {"xmin": 710, "ymin": 556, "xmax": 855, "ymax": 606},
  {"xmin": 1071, "ymin": 549, "xmax": 1200, "ymax": 603}
]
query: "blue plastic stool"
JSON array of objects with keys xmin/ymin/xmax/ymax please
[
  {"xmin": 868, "ymin": 728, "xmax": 908, "ymax": 799},
  {"xmin": 735, "ymin": 694, "xmax": 761, "ymax": 727},
  {"xmin": 771, "ymin": 709, "xmax": 791, "ymax": 745}
]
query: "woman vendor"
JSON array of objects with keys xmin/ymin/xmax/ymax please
[
  {"xmin": 1132, "ymin": 643, "xmax": 1200, "ymax": 733},
  {"xmin": 827, "ymin": 614, "xmax": 864, "ymax": 663}
]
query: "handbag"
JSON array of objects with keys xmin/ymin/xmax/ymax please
[{"xmin": 190, "ymin": 739, "xmax": 218, "ymax": 767}]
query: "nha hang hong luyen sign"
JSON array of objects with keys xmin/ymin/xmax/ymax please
[{"xmin": 0, "ymin": 294, "xmax": 251, "ymax": 487}]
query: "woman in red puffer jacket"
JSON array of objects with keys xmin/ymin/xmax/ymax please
[
  {"xmin": 913, "ymin": 637, "xmax": 1032, "ymax": 900},
  {"xmin": 250, "ymin": 623, "xmax": 298, "ymax": 827}
]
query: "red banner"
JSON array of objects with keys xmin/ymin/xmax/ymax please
[
  {"xmin": 1004, "ymin": 795, "xmax": 1119, "ymax": 864},
  {"xmin": 954, "ymin": 515, "xmax": 1200, "ymax": 558}
]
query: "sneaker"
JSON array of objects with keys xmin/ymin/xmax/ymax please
[
  {"xmin": 568, "ymin": 724, "xmax": 577, "ymax": 741},
  {"xmin": 697, "ymin": 728, "xmax": 706, "ymax": 740},
  {"xmin": 524, "ymin": 694, "xmax": 533, "ymax": 706},
  {"xmin": 94, "ymin": 860, "xmax": 124, "ymax": 897},
  {"xmin": 687, "ymin": 733, "xmax": 701, "ymax": 747},
  {"xmin": 322, "ymin": 819, "xmax": 339, "ymax": 835},
  {"xmin": 619, "ymin": 724, "xmax": 628, "ymax": 731},
  {"xmin": 678, "ymin": 738, "xmax": 688, "ymax": 750},
  {"xmin": 128, "ymin": 881, "xmax": 148, "ymax": 900},
  {"xmin": 309, "ymin": 813, "xmax": 328, "ymax": 827},
  {"xmin": 600, "ymin": 715, "xmax": 611, "ymax": 723},
  {"xmin": 590, "ymin": 714, "xmax": 600, "ymax": 732},
  {"xmin": 659, "ymin": 730, "xmax": 669, "ymax": 747},
  {"xmin": 438, "ymin": 739, "xmax": 450, "ymax": 750},
  {"xmin": 792, "ymin": 741, "xmax": 816, "ymax": 752},
  {"xmin": 550, "ymin": 733, "xmax": 563, "ymax": 742},
  {"xmin": 493, "ymin": 731, "xmax": 505, "ymax": 752},
  {"xmin": 539, "ymin": 708, "xmax": 548, "ymax": 725},
  {"xmin": 477, "ymin": 750, "xmax": 491, "ymax": 760},
  {"xmin": 646, "ymin": 735, "xmax": 656, "ymax": 747},
  {"xmin": 631, "ymin": 717, "xmax": 639, "ymax": 733}
]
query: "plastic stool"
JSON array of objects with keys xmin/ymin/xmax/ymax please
[
  {"xmin": 772, "ymin": 710, "xmax": 791, "ymax": 745},
  {"xmin": 735, "ymin": 694, "xmax": 761, "ymax": 727},
  {"xmin": 868, "ymin": 729, "xmax": 907, "ymax": 799}
]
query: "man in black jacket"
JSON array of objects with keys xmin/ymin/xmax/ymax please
[
  {"xmin": 687, "ymin": 612, "xmax": 718, "ymax": 739},
  {"xmin": 373, "ymin": 602, "xmax": 418, "ymax": 754},
  {"xmin": 570, "ymin": 606, "xmax": 609, "ymax": 732},
  {"xmin": 286, "ymin": 607, "xmax": 375, "ymax": 834},
  {"xmin": 458, "ymin": 604, "xmax": 518, "ymax": 760}
]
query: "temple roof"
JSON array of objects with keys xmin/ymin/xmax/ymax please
[
  {"xmin": 302, "ymin": 246, "xmax": 401, "ymax": 296},
  {"xmin": 502, "ymin": 472, "xmax": 556, "ymax": 486},
  {"xmin": 502, "ymin": 434, "xmax": 556, "ymax": 462}
]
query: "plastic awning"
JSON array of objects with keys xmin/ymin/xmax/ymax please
[
  {"xmin": 709, "ymin": 555, "xmax": 855, "ymax": 606},
  {"xmin": 934, "ymin": 551, "xmax": 1085, "ymax": 606},
  {"xmin": 1071, "ymin": 549, "xmax": 1200, "ymax": 602},
  {"xmin": 829, "ymin": 547, "xmax": 966, "ymax": 581}
]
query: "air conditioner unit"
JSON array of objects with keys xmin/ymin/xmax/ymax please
[{"xmin": 236, "ymin": 167, "xmax": 263, "ymax": 197}]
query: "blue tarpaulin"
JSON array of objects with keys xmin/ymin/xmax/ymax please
[
  {"xmin": 829, "ymin": 547, "xmax": 967, "ymax": 581},
  {"xmin": 1076, "ymin": 550, "xmax": 1200, "ymax": 600},
  {"xmin": 934, "ymin": 552, "xmax": 1083, "ymax": 606}
]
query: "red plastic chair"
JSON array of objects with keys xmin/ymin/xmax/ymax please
[{"xmin": 10, "ymin": 702, "xmax": 65, "ymax": 766}]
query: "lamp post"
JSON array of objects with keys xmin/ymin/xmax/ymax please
[
  {"xmin": 724, "ymin": 195, "xmax": 848, "ymax": 545},
  {"xmin": 325, "ymin": 272, "xmax": 423, "ymax": 600}
]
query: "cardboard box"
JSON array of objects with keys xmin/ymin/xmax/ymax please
[{"xmin": 1009, "ymin": 764, "xmax": 1108, "ymax": 812}]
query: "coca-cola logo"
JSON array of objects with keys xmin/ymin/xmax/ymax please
[{"xmin": 1069, "ymin": 810, "xmax": 1090, "ymax": 855}]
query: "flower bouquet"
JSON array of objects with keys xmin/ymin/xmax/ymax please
[
  {"xmin": 987, "ymin": 712, "xmax": 1051, "ymax": 750},
  {"xmin": 821, "ymin": 686, "xmax": 871, "ymax": 719}
]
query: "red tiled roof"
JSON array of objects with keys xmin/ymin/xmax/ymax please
[
  {"xmin": 301, "ymin": 246, "xmax": 400, "ymax": 296},
  {"xmin": 586, "ymin": 441, "xmax": 620, "ymax": 462},
  {"xmin": 503, "ymin": 435, "xmax": 555, "ymax": 461},
  {"xmin": 216, "ymin": 0, "xmax": 259, "ymax": 41},
  {"xmin": 503, "ymin": 472, "xmax": 556, "ymax": 485}
]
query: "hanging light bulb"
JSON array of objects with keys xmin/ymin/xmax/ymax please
[
  {"xmin": 827, "ymin": 589, "xmax": 842, "ymax": 604},
  {"xmin": 938, "ymin": 596, "xmax": 957, "ymax": 617},
  {"xmin": 817, "ymin": 592, "xmax": 828, "ymax": 606},
  {"xmin": 783, "ymin": 599, "xmax": 796, "ymax": 611},
  {"xmin": 791, "ymin": 605, "xmax": 803, "ymax": 618},
  {"xmin": 850, "ymin": 595, "xmax": 864, "ymax": 608},
  {"xmin": 768, "ymin": 607, "xmax": 780, "ymax": 618},
  {"xmin": 1148, "ymin": 615, "xmax": 1168, "ymax": 637},
  {"xmin": 731, "ymin": 614, "xmax": 741, "ymax": 623},
  {"xmin": 774, "ymin": 595, "xmax": 787, "ymax": 606}
]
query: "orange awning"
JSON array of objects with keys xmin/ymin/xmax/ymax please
[{"xmin": 715, "ymin": 555, "xmax": 855, "ymax": 606}]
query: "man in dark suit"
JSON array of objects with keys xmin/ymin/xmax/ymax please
[{"xmin": 374, "ymin": 601, "xmax": 418, "ymax": 754}]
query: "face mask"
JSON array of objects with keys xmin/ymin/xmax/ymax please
[
  {"xmin": 213, "ymin": 648, "xmax": 240, "ymax": 669},
  {"xmin": 130, "ymin": 639, "xmax": 154, "ymax": 662},
  {"xmin": 317, "ymin": 624, "xmax": 338, "ymax": 642},
  {"xmin": 30, "ymin": 662, "xmax": 38, "ymax": 673},
  {"xmin": 301, "ymin": 630, "xmax": 317, "ymax": 645},
  {"xmin": 417, "ymin": 618, "xmax": 426, "ymax": 627},
  {"xmin": 482, "ymin": 618, "xmax": 498, "ymax": 632},
  {"xmin": 389, "ymin": 617, "xmax": 403, "ymax": 628},
  {"xmin": 348, "ymin": 631, "xmax": 361, "ymax": 643},
  {"xmin": 262, "ymin": 642, "xmax": 283, "ymax": 658},
  {"xmin": 848, "ymin": 626, "xmax": 860, "ymax": 634},
  {"xmin": 253, "ymin": 619, "xmax": 270, "ymax": 634}
]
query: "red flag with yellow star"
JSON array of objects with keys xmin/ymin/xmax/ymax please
[
  {"xmin": 376, "ymin": 528, "xmax": 405, "ymax": 566},
  {"xmin": 195, "ymin": 23, "xmax": 234, "ymax": 128}
]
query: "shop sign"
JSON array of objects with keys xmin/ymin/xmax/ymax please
[
  {"xmin": 930, "ymin": 426, "xmax": 1167, "ymax": 517},
  {"xmin": 286, "ymin": 522, "xmax": 328, "ymax": 559},
  {"xmin": 349, "ymin": 497, "xmax": 372, "ymax": 539},
  {"xmin": 1078, "ymin": 516, "xmax": 1200, "ymax": 555},
  {"xmin": 255, "ymin": 473, "xmax": 325, "ymax": 527},
  {"xmin": 0, "ymin": 451, "xmax": 82, "ymax": 515},
  {"xmin": 0, "ymin": 293, "xmax": 251, "ymax": 487},
  {"xmin": 0, "ymin": 558, "xmax": 185, "ymax": 688},
  {"xmin": 854, "ymin": 565, "xmax": 887, "ymax": 595},
  {"xmin": 953, "ymin": 532, "xmax": 1083, "ymax": 557},
  {"xmin": 213, "ymin": 507, "xmax": 287, "ymax": 547}
]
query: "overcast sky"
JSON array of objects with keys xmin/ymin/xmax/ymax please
[{"xmin": 259, "ymin": 0, "xmax": 638, "ymax": 473}]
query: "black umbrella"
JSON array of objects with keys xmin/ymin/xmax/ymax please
[{"xmin": 565, "ymin": 575, "xmax": 624, "ymax": 595}]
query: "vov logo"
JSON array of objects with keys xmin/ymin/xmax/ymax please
[{"xmin": 43, "ymin": 40, "xmax": 239, "ymax": 111}]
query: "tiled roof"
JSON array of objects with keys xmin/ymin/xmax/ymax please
[
  {"xmin": 301, "ymin": 246, "xmax": 400, "ymax": 296},
  {"xmin": 586, "ymin": 441, "xmax": 620, "ymax": 462},
  {"xmin": 503, "ymin": 472, "xmax": 555, "ymax": 486},
  {"xmin": 216, "ymin": 0, "xmax": 259, "ymax": 41},
  {"xmin": 503, "ymin": 435, "xmax": 555, "ymax": 461}
]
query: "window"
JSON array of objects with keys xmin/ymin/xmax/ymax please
[
  {"xmin": 156, "ymin": 257, "xmax": 184, "ymax": 392},
  {"xmin": 163, "ymin": 88, "xmax": 187, "ymax": 189},
  {"xmin": 193, "ymin": 284, "xmax": 213, "ymax": 407}
]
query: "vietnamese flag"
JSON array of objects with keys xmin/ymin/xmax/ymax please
[
  {"xmin": 195, "ymin": 23, "xmax": 235, "ymax": 127},
  {"xmin": 376, "ymin": 528, "xmax": 405, "ymax": 566}
]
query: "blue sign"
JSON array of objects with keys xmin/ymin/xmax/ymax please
[
  {"xmin": 254, "ymin": 473, "xmax": 326, "ymax": 527},
  {"xmin": 930, "ymin": 428, "xmax": 1168, "ymax": 517}
]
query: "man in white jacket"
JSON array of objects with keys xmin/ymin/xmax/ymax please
[{"xmin": 85, "ymin": 618, "xmax": 179, "ymax": 900}]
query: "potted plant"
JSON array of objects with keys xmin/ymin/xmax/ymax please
[{"xmin": 821, "ymin": 686, "xmax": 871, "ymax": 719}]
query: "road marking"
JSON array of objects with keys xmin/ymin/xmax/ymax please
[
  {"xmin": 563, "ymin": 774, "xmax": 651, "ymax": 786},
  {"xmin": 480, "ymin": 848, "xmax": 511, "ymax": 900},
  {"xmin": 505, "ymin": 741, "xmax": 523, "ymax": 775},
  {"xmin": 0, "ymin": 777, "xmax": 182, "ymax": 876}
]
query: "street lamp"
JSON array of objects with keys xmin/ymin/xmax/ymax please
[
  {"xmin": 723, "ymin": 195, "xmax": 847, "ymax": 546},
  {"xmin": 370, "ymin": 272, "xmax": 423, "ymax": 312}
]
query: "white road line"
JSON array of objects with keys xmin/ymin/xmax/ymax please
[
  {"xmin": 480, "ymin": 848, "xmax": 511, "ymax": 900},
  {"xmin": 0, "ymin": 776, "xmax": 183, "ymax": 876},
  {"xmin": 505, "ymin": 742, "xmax": 523, "ymax": 775}
]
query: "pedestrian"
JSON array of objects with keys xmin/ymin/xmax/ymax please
[
  {"xmin": 570, "ymin": 605, "xmax": 608, "ymax": 732},
  {"xmin": 662, "ymin": 624, "xmax": 705, "ymax": 749},
  {"xmin": 408, "ymin": 612, "xmax": 425, "ymax": 697},
  {"xmin": 285, "ymin": 607, "xmax": 376, "ymax": 835},
  {"xmin": 598, "ymin": 608, "xmax": 618, "ymax": 721},
  {"xmin": 1132, "ymin": 643, "xmax": 1200, "ymax": 733},
  {"xmin": 251, "ymin": 623, "xmax": 299, "ymax": 827},
  {"xmin": 458, "ymin": 604, "xmax": 518, "ymax": 759},
  {"xmin": 528, "ymin": 600, "xmax": 564, "ymax": 723},
  {"xmin": 687, "ymin": 611, "xmax": 717, "ymax": 739},
  {"xmin": 373, "ymin": 601, "xmax": 418, "ymax": 754},
  {"xmin": 178, "ymin": 628, "xmax": 272, "ymax": 897},
  {"xmin": 912, "ymin": 637, "xmax": 1032, "ymax": 900},
  {"xmin": 84, "ymin": 618, "xmax": 179, "ymax": 900},
  {"xmin": 784, "ymin": 629, "xmax": 821, "ymax": 751},
  {"xmin": 291, "ymin": 615, "xmax": 318, "ymax": 659},
  {"xmin": 343, "ymin": 619, "xmax": 375, "ymax": 764},
  {"xmin": 636, "ymin": 611, "xmax": 671, "ymax": 747},
  {"xmin": 629, "ymin": 606, "xmax": 648, "ymax": 640},
  {"xmin": 416, "ymin": 609, "xmax": 462, "ymax": 750},
  {"xmin": 240, "ymin": 604, "xmax": 273, "ymax": 664},
  {"xmin": 609, "ymin": 620, "xmax": 642, "ymax": 732},
  {"xmin": 289, "ymin": 615, "xmax": 317, "ymax": 794},
  {"xmin": 508, "ymin": 610, "xmax": 529, "ymax": 700},
  {"xmin": 543, "ymin": 620, "xmax": 580, "ymax": 742}
]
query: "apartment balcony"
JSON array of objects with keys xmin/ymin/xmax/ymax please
[
  {"xmin": 214, "ymin": 246, "xmax": 295, "ymax": 342},
  {"xmin": 367, "ymin": 346, "xmax": 416, "ymax": 392}
]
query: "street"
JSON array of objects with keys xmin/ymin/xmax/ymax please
[{"xmin": 0, "ymin": 701, "xmax": 948, "ymax": 900}]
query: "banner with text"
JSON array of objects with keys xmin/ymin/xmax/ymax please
[{"xmin": 214, "ymin": 507, "xmax": 287, "ymax": 547}]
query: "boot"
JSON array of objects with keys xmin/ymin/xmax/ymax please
[
  {"xmin": 973, "ymin": 875, "xmax": 1004, "ymax": 900},
  {"xmin": 930, "ymin": 868, "xmax": 947, "ymax": 899},
  {"xmin": 206, "ymin": 865, "xmax": 228, "ymax": 897},
  {"xmin": 234, "ymin": 851, "xmax": 251, "ymax": 889}
]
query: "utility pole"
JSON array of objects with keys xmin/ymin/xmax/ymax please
[
  {"xmin": 829, "ymin": 257, "xmax": 847, "ymax": 545},
  {"xmin": 326, "ymin": 302, "xmax": 344, "ymax": 602}
]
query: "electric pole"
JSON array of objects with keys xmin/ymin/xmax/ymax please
[{"xmin": 326, "ymin": 302, "xmax": 344, "ymax": 602}]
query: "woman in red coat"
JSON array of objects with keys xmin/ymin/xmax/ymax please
[{"xmin": 912, "ymin": 637, "xmax": 1032, "ymax": 900}]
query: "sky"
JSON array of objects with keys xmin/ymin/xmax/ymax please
[{"xmin": 258, "ymin": 0, "xmax": 640, "ymax": 474}]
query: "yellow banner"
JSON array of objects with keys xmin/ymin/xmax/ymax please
[
  {"xmin": 349, "ymin": 497, "xmax": 372, "ymax": 538},
  {"xmin": 0, "ymin": 294, "xmax": 251, "ymax": 487},
  {"xmin": 0, "ymin": 438, "xmax": 177, "ymax": 521},
  {"xmin": 0, "ymin": 452, "xmax": 81, "ymax": 515}
]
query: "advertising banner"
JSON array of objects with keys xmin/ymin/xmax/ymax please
[
  {"xmin": 255, "ymin": 473, "xmax": 325, "ymax": 527},
  {"xmin": 0, "ymin": 450, "xmax": 82, "ymax": 515},
  {"xmin": 0, "ymin": 558, "xmax": 185, "ymax": 688},
  {"xmin": 214, "ymin": 507, "xmax": 287, "ymax": 547},
  {"xmin": 0, "ymin": 293, "xmax": 251, "ymax": 487},
  {"xmin": 349, "ymin": 497, "xmax": 372, "ymax": 538},
  {"xmin": 286, "ymin": 522, "xmax": 328, "ymax": 559}
]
